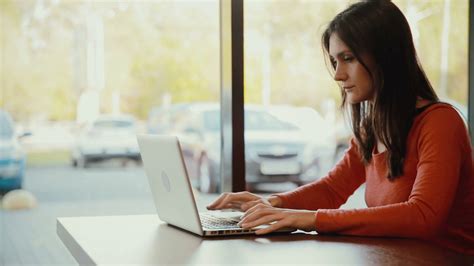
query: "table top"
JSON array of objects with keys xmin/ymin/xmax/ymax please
[{"xmin": 56, "ymin": 214, "xmax": 473, "ymax": 266}]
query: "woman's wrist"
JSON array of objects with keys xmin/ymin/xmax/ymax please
[{"xmin": 267, "ymin": 195, "xmax": 282, "ymax": 207}]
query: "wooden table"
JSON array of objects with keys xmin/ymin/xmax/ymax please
[{"xmin": 56, "ymin": 214, "xmax": 473, "ymax": 265}]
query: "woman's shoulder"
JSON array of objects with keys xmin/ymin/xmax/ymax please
[
  {"xmin": 413, "ymin": 102, "xmax": 470, "ymax": 146},
  {"xmin": 415, "ymin": 102, "xmax": 466, "ymax": 126},
  {"xmin": 412, "ymin": 102, "xmax": 472, "ymax": 159}
]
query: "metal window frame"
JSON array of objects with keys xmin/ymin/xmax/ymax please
[
  {"xmin": 220, "ymin": 0, "xmax": 245, "ymax": 192},
  {"xmin": 469, "ymin": 0, "xmax": 474, "ymax": 144}
]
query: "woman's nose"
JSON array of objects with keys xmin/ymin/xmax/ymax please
[{"xmin": 333, "ymin": 65, "xmax": 347, "ymax": 82}]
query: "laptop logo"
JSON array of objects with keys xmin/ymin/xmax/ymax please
[{"xmin": 161, "ymin": 171, "xmax": 171, "ymax": 192}]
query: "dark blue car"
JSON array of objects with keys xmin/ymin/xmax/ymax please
[{"xmin": 0, "ymin": 110, "xmax": 26, "ymax": 191}]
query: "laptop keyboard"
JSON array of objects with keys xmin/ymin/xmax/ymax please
[{"xmin": 200, "ymin": 213, "xmax": 241, "ymax": 229}]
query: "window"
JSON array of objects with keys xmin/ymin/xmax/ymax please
[
  {"xmin": 1, "ymin": 1, "xmax": 219, "ymax": 264},
  {"xmin": 243, "ymin": 0, "xmax": 468, "ymax": 192}
]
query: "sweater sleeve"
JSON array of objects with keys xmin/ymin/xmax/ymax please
[
  {"xmin": 275, "ymin": 138, "xmax": 366, "ymax": 210},
  {"xmin": 314, "ymin": 108, "xmax": 469, "ymax": 238}
]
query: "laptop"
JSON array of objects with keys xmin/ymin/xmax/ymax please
[{"xmin": 137, "ymin": 134, "xmax": 293, "ymax": 236}]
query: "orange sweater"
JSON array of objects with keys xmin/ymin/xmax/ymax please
[{"xmin": 277, "ymin": 103, "xmax": 474, "ymax": 255}]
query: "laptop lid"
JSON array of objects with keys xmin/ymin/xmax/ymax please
[{"xmin": 137, "ymin": 134, "xmax": 204, "ymax": 236}]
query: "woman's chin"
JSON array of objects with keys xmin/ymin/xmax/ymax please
[
  {"xmin": 346, "ymin": 95, "xmax": 370, "ymax": 105},
  {"xmin": 347, "ymin": 97, "xmax": 360, "ymax": 105}
]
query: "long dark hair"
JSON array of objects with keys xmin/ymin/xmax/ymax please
[{"xmin": 322, "ymin": 0, "xmax": 439, "ymax": 180}]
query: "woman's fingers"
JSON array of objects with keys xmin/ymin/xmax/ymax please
[
  {"xmin": 241, "ymin": 199, "xmax": 268, "ymax": 211},
  {"xmin": 240, "ymin": 200, "xmax": 254, "ymax": 211},
  {"xmin": 241, "ymin": 202, "xmax": 271, "ymax": 219},
  {"xmin": 240, "ymin": 213, "xmax": 281, "ymax": 229},
  {"xmin": 207, "ymin": 191, "xmax": 260, "ymax": 210},
  {"xmin": 240, "ymin": 208, "xmax": 316, "ymax": 234},
  {"xmin": 206, "ymin": 192, "xmax": 231, "ymax": 210},
  {"xmin": 207, "ymin": 192, "xmax": 241, "ymax": 209},
  {"xmin": 255, "ymin": 219, "xmax": 292, "ymax": 235},
  {"xmin": 239, "ymin": 206, "xmax": 279, "ymax": 225}
]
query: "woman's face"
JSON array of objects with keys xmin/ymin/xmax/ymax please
[{"xmin": 329, "ymin": 33, "xmax": 376, "ymax": 104}]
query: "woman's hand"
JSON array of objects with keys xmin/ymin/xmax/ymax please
[
  {"xmin": 206, "ymin": 191, "xmax": 282, "ymax": 212},
  {"xmin": 238, "ymin": 203, "xmax": 317, "ymax": 235}
]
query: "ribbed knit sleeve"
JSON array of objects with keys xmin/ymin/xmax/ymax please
[
  {"xmin": 276, "ymin": 138, "xmax": 366, "ymax": 210},
  {"xmin": 314, "ymin": 107, "xmax": 470, "ymax": 239}
]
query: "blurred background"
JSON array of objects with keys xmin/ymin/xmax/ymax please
[{"xmin": 0, "ymin": 0, "xmax": 468, "ymax": 264}]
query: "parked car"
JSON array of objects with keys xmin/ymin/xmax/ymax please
[
  {"xmin": 0, "ymin": 110, "xmax": 28, "ymax": 191},
  {"xmin": 71, "ymin": 114, "xmax": 140, "ymax": 168},
  {"xmin": 267, "ymin": 105, "xmax": 338, "ymax": 174},
  {"xmin": 152, "ymin": 102, "xmax": 336, "ymax": 193}
]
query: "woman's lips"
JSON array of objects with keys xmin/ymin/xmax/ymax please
[{"xmin": 344, "ymin": 86, "xmax": 355, "ymax": 91}]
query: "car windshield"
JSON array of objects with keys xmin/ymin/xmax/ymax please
[
  {"xmin": 203, "ymin": 109, "xmax": 298, "ymax": 132},
  {"xmin": 0, "ymin": 111, "xmax": 14, "ymax": 138},
  {"xmin": 93, "ymin": 120, "xmax": 134, "ymax": 129}
]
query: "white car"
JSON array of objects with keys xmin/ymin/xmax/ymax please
[{"xmin": 71, "ymin": 114, "xmax": 140, "ymax": 168}]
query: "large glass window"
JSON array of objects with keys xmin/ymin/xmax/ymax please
[{"xmin": 1, "ymin": 1, "xmax": 219, "ymax": 264}]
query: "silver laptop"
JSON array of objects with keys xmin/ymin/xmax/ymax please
[{"xmin": 138, "ymin": 134, "xmax": 285, "ymax": 236}]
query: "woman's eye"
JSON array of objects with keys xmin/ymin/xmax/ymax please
[
  {"xmin": 343, "ymin": 56, "xmax": 354, "ymax": 62},
  {"xmin": 331, "ymin": 60, "xmax": 337, "ymax": 68}
]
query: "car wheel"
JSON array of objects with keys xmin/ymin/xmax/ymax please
[{"xmin": 198, "ymin": 154, "xmax": 217, "ymax": 193}]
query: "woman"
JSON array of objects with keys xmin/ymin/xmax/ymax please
[{"xmin": 207, "ymin": 0, "xmax": 474, "ymax": 255}]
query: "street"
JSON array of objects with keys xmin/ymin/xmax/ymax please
[{"xmin": 1, "ymin": 161, "xmax": 157, "ymax": 265}]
